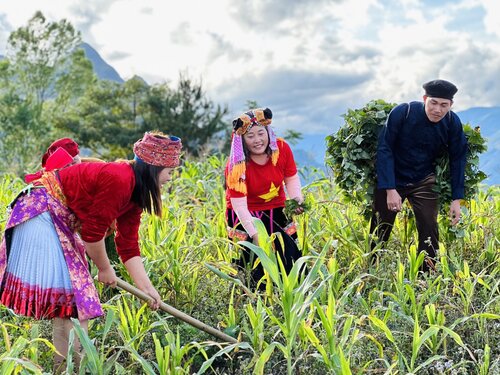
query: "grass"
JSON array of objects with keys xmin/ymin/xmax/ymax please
[{"xmin": 0, "ymin": 155, "xmax": 499, "ymax": 374}]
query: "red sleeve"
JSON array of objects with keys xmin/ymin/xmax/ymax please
[
  {"xmin": 114, "ymin": 203, "xmax": 142, "ymax": 263},
  {"xmin": 80, "ymin": 166, "xmax": 134, "ymax": 242},
  {"xmin": 279, "ymin": 139, "xmax": 298, "ymax": 177}
]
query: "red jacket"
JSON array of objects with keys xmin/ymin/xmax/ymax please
[{"xmin": 58, "ymin": 161, "xmax": 142, "ymax": 262}]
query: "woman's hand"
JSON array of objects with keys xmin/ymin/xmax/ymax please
[
  {"xmin": 124, "ymin": 256, "xmax": 162, "ymax": 310},
  {"xmin": 293, "ymin": 197, "xmax": 305, "ymax": 215},
  {"xmin": 98, "ymin": 266, "xmax": 117, "ymax": 288},
  {"xmin": 140, "ymin": 285, "xmax": 162, "ymax": 310}
]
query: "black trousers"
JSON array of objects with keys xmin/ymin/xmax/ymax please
[
  {"xmin": 227, "ymin": 207, "xmax": 302, "ymax": 287},
  {"xmin": 369, "ymin": 175, "xmax": 439, "ymax": 270}
]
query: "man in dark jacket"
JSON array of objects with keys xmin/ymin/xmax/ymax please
[{"xmin": 370, "ymin": 79, "xmax": 467, "ymax": 271}]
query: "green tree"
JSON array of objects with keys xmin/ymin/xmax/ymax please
[
  {"xmin": 0, "ymin": 11, "xmax": 96, "ymax": 175},
  {"xmin": 6, "ymin": 11, "xmax": 82, "ymax": 111},
  {"xmin": 52, "ymin": 79, "xmax": 139, "ymax": 160},
  {"xmin": 0, "ymin": 88, "xmax": 39, "ymax": 175},
  {"xmin": 140, "ymin": 74, "xmax": 229, "ymax": 156},
  {"xmin": 56, "ymin": 75, "xmax": 229, "ymax": 159}
]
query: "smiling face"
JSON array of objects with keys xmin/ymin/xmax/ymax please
[
  {"xmin": 243, "ymin": 126, "xmax": 270, "ymax": 155},
  {"xmin": 424, "ymin": 96, "xmax": 453, "ymax": 123},
  {"xmin": 158, "ymin": 167, "xmax": 174, "ymax": 185}
]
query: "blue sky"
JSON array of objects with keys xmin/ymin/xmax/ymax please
[{"xmin": 1, "ymin": 0, "xmax": 499, "ymax": 135}]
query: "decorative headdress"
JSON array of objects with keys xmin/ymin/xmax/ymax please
[
  {"xmin": 41, "ymin": 138, "xmax": 79, "ymax": 167},
  {"xmin": 25, "ymin": 138, "xmax": 80, "ymax": 183},
  {"xmin": 227, "ymin": 107, "xmax": 279, "ymax": 194},
  {"xmin": 133, "ymin": 132, "xmax": 182, "ymax": 167}
]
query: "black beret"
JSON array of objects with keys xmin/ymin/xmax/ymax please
[{"xmin": 422, "ymin": 79, "xmax": 458, "ymax": 100}]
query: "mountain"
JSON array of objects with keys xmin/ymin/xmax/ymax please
[
  {"xmin": 290, "ymin": 107, "xmax": 500, "ymax": 185},
  {"xmin": 455, "ymin": 107, "xmax": 500, "ymax": 185},
  {"xmin": 80, "ymin": 42, "xmax": 124, "ymax": 83}
]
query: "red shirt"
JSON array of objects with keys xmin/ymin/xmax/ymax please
[
  {"xmin": 58, "ymin": 161, "xmax": 142, "ymax": 263},
  {"xmin": 226, "ymin": 139, "xmax": 297, "ymax": 211}
]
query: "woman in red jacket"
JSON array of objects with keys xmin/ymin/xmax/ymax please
[
  {"xmin": 0, "ymin": 131, "xmax": 182, "ymax": 371},
  {"xmin": 225, "ymin": 108, "xmax": 304, "ymax": 290}
]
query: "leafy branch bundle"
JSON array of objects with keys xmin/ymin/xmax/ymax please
[{"xmin": 325, "ymin": 99, "xmax": 488, "ymax": 219}]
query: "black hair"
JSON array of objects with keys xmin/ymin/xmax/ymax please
[{"xmin": 130, "ymin": 160, "xmax": 164, "ymax": 216}]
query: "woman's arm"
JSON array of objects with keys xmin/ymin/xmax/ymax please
[
  {"xmin": 284, "ymin": 173, "xmax": 303, "ymax": 203},
  {"xmin": 230, "ymin": 196, "xmax": 259, "ymax": 245},
  {"xmin": 123, "ymin": 256, "xmax": 161, "ymax": 309},
  {"xmin": 84, "ymin": 238, "xmax": 117, "ymax": 287}
]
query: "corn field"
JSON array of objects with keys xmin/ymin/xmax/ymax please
[{"xmin": 1, "ymin": 155, "xmax": 499, "ymax": 374}]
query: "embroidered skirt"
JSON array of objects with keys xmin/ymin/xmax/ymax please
[
  {"xmin": 1, "ymin": 211, "xmax": 76, "ymax": 319},
  {"xmin": 0, "ymin": 184, "xmax": 103, "ymax": 321}
]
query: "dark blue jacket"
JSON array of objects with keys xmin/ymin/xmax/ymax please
[{"xmin": 376, "ymin": 101, "xmax": 467, "ymax": 200}]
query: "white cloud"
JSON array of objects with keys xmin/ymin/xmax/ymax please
[
  {"xmin": 480, "ymin": 0, "xmax": 500, "ymax": 37},
  {"xmin": 0, "ymin": 0, "xmax": 499, "ymax": 134}
]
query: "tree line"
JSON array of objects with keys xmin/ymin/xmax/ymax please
[{"xmin": 0, "ymin": 11, "xmax": 230, "ymax": 176}]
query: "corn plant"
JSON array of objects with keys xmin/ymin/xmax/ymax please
[
  {"xmin": 243, "ymin": 219, "xmax": 330, "ymax": 375},
  {"xmin": 116, "ymin": 297, "xmax": 151, "ymax": 351},
  {"xmin": 152, "ymin": 331, "xmax": 205, "ymax": 375}
]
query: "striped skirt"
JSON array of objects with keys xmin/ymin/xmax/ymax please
[
  {"xmin": 1, "ymin": 211, "xmax": 76, "ymax": 319},
  {"xmin": 0, "ymin": 185, "xmax": 103, "ymax": 321}
]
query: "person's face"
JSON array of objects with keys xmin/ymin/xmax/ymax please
[
  {"xmin": 424, "ymin": 96, "xmax": 453, "ymax": 123},
  {"xmin": 243, "ymin": 126, "xmax": 269, "ymax": 155},
  {"xmin": 159, "ymin": 168, "xmax": 174, "ymax": 186}
]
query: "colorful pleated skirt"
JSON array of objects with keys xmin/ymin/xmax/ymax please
[
  {"xmin": 0, "ymin": 184, "xmax": 103, "ymax": 321},
  {"xmin": 1, "ymin": 211, "xmax": 76, "ymax": 319}
]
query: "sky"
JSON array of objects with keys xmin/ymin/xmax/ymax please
[{"xmin": 1, "ymin": 0, "xmax": 499, "ymax": 135}]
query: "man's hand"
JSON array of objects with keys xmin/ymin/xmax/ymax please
[
  {"xmin": 386, "ymin": 189, "xmax": 402, "ymax": 212},
  {"xmin": 450, "ymin": 199, "xmax": 462, "ymax": 225}
]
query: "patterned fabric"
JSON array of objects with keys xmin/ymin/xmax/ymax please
[
  {"xmin": 1, "ymin": 212, "xmax": 76, "ymax": 319},
  {"xmin": 227, "ymin": 108, "xmax": 279, "ymax": 194},
  {"xmin": 42, "ymin": 138, "xmax": 79, "ymax": 167},
  {"xmin": 0, "ymin": 187, "xmax": 103, "ymax": 320},
  {"xmin": 133, "ymin": 132, "xmax": 182, "ymax": 167}
]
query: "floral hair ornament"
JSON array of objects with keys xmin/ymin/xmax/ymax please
[
  {"xmin": 227, "ymin": 108, "xmax": 279, "ymax": 194},
  {"xmin": 133, "ymin": 131, "xmax": 182, "ymax": 167}
]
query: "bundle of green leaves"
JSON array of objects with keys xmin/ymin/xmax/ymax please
[
  {"xmin": 284, "ymin": 195, "xmax": 312, "ymax": 218},
  {"xmin": 325, "ymin": 99, "xmax": 488, "ymax": 219}
]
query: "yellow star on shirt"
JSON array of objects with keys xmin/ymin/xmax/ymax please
[{"xmin": 259, "ymin": 182, "xmax": 280, "ymax": 202}]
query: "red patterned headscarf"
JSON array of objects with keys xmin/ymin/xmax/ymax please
[
  {"xmin": 25, "ymin": 138, "xmax": 80, "ymax": 183},
  {"xmin": 41, "ymin": 138, "xmax": 79, "ymax": 167},
  {"xmin": 133, "ymin": 132, "xmax": 182, "ymax": 167}
]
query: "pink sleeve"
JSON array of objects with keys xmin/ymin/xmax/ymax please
[
  {"xmin": 230, "ymin": 197, "xmax": 257, "ymax": 238},
  {"xmin": 284, "ymin": 173, "xmax": 303, "ymax": 203}
]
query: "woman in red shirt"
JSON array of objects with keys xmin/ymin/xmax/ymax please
[
  {"xmin": 225, "ymin": 108, "xmax": 304, "ymax": 290},
  {"xmin": 0, "ymin": 131, "xmax": 182, "ymax": 371}
]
